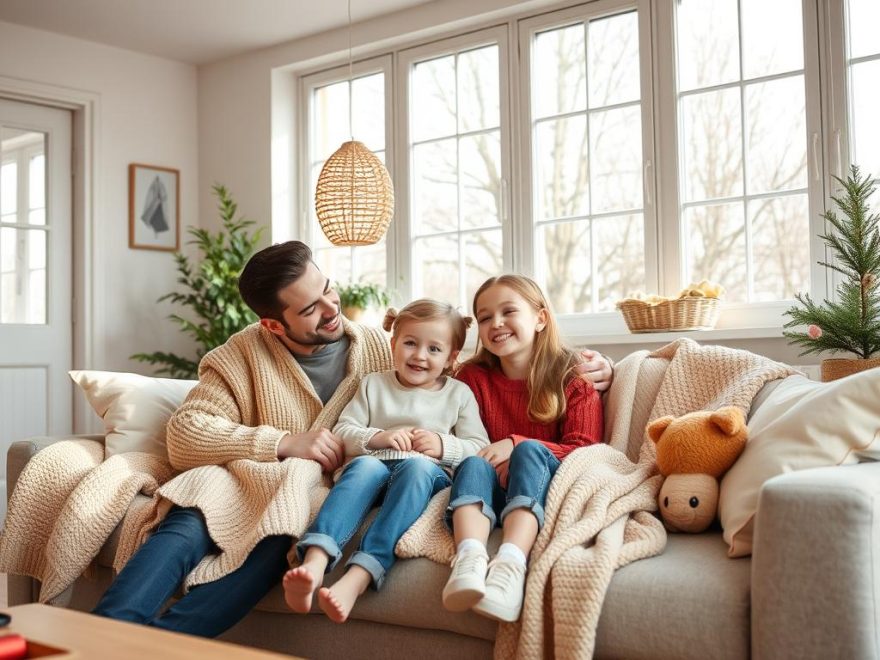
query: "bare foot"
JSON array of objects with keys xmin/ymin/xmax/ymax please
[
  {"xmin": 283, "ymin": 565, "xmax": 321, "ymax": 613},
  {"xmin": 317, "ymin": 565, "xmax": 372, "ymax": 623},
  {"xmin": 317, "ymin": 586, "xmax": 353, "ymax": 623}
]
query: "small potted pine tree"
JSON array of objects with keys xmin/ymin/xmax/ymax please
[{"xmin": 783, "ymin": 166, "xmax": 880, "ymax": 381}]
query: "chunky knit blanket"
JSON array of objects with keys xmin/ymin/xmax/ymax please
[{"xmin": 397, "ymin": 338, "xmax": 796, "ymax": 659}]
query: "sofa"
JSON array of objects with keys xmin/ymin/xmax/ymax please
[{"xmin": 5, "ymin": 352, "xmax": 880, "ymax": 660}]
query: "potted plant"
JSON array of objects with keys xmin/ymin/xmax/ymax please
[
  {"xmin": 336, "ymin": 281, "xmax": 390, "ymax": 321},
  {"xmin": 783, "ymin": 165, "xmax": 880, "ymax": 381},
  {"xmin": 131, "ymin": 184, "xmax": 263, "ymax": 379}
]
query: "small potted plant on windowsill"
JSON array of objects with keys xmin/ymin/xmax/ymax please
[
  {"xmin": 336, "ymin": 281, "xmax": 391, "ymax": 322},
  {"xmin": 783, "ymin": 165, "xmax": 880, "ymax": 381}
]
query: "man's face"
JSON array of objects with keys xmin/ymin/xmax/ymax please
[{"xmin": 264, "ymin": 261, "xmax": 343, "ymax": 354}]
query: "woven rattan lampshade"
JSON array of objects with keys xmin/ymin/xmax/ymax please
[{"xmin": 315, "ymin": 140, "xmax": 394, "ymax": 246}]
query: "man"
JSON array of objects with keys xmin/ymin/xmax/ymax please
[{"xmin": 93, "ymin": 240, "xmax": 612, "ymax": 636}]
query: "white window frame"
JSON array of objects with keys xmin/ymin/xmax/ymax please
[{"xmin": 288, "ymin": 0, "xmax": 874, "ymax": 342}]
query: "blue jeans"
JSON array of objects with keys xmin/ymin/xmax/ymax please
[
  {"xmin": 446, "ymin": 440, "xmax": 561, "ymax": 530},
  {"xmin": 296, "ymin": 456, "xmax": 451, "ymax": 589},
  {"xmin": 92, "ymin": 506, "xmax": 291, "ymax": 638}
]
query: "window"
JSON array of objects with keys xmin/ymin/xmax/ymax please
[
  {"xmin": 292, "ymin": 0, "xmax": 880, "ymax": 337},
  {"xmin": 302, "ymin": 59, "xmax": 390, "ymax": 288}
]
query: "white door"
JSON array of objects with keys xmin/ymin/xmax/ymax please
[{"xmin": 0, "ymin": 99, "xmax": 72, "ymax": 521}]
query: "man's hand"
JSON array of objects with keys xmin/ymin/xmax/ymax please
[
  {"xmin": 576, "ymin": 349, "xmax": 613, "ymax": 392},
  {"xmin": 369, "ymin": 428, "xmax": 415, "ymax": 452},
  {"xmin": 477, "ymin": 438, "xmax": 515, "ymax": 467},
  {"xmin": 412, "ymin": 429, "xmax": 443, "ymax": 458},
  {"xmin": 277, "ymin": 428, "xmax": 344, "ymax": 472}
]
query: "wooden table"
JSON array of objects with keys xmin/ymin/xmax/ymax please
[{"xmin": 1, "ymin": 604, "xmax": 297, "ymax": 659}]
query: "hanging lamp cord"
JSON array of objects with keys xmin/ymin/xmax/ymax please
[{"xmin": 348, "ymin": 0, "xmax": 354, "ymax": 142}]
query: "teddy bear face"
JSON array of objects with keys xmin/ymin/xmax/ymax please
[{"xmin": 658, "ymin": 473, "xmax": 719, "ymax": 533}]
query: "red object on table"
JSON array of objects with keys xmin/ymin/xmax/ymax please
[{"xmin": 0, "ymin": 634, "xmax": 26, "ymax": 660}]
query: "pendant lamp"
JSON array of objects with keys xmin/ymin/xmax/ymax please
[{"xmin": 314, "ymin": 0, "xmax": 394, "ymax": 246}]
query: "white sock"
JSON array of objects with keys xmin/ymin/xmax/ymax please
[
  {"xmin": 457, "ymin": 538, "xmax": 486, "ymax": 556},
  {"xmin": 497, "ymin": 542, "xmax": 527, "ymax": 567}
]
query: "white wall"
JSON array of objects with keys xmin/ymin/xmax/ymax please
[
  {"xmin": 0, "ymin": 20, "xmax": 199, "ymax": 375},
  {"xmin": 196, "ymin": 0, "xmax": 817, "ymax": 367}
]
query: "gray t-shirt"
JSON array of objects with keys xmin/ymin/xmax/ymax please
[{"xmin": 293, "ymin": 335, "xmax": 351, "ymax": 404}]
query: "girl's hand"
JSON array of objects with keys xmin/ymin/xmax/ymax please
[
  {"xmin": 369, "ymin": 428, "xmax": 415, "ymax": 452},
  {"xmin": 477, "ymin": 438, "xmax": 515, "ymax": 467},
  {"xmin": 577, "ymin": 350, "xmax": 613, "ymax": 392},
  {"xmin": 412, "ymin": 429, "xmax": 443, "ymax": 458}
]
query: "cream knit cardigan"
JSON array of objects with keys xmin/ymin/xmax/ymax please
[
  {"xmin": 0, "ymin": 320, "xmax": 392, "ymax": 600},
  {"xmin": 398, "ymin": 338, "xmax": 796, "ymax": 659}
]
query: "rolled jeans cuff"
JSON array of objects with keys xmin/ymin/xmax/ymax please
[
  {"xmin": 501, "ymin": 495, "xmax": 546, "ymax": 529},
  {"xmin": 296, "ymin": 533, "xmax": 343, "ymax": 572},
  {"xmin": 445, "ymin": 495, "xmax": 498, "ymax": 530},
  {"xmin": 346, "ymin": 551, "xmax": 386, "ymax": 590}
]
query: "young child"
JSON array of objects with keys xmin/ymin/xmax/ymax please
[
  {"xmin": 442, "ymin": 274, "xmax": 604, "ymax": 622},
  {"xmin": 284, "ymin": 299, "xmax": 489, "ymax": 623}
]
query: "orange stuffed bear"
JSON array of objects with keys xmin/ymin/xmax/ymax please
[{"xmin": 648, "ymin": 406, "xmax": 748, "ymax": 533}]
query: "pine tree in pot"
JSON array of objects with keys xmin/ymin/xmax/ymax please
[{"xmin": 783, "ymin": 166, "xmax": 880, "ymax": 381}]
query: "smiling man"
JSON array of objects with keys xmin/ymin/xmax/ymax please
[{"xmin": 91, "ymin": 240, "xmax": 612, "ymax": 638}]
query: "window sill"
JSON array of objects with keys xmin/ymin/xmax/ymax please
[{"xmin": 564, "ymin": 325, "xmax": 787, "ymax": 346}]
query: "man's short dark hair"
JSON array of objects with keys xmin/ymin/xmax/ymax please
[{"xmin": 238, "ymin": 241, "xmax": 313, "ymax": 320}]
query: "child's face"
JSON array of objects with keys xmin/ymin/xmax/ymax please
[
  {"xmin": 475, "ymin": 284, "xmax": 547, "ymax": 361},
  {"xmin": 390, "ymin": 319, "xmax": 458, "ymax": 389}
]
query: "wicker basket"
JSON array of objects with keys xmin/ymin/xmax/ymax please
[
  {"xmin": 617, "ymin": 296, "xmax": 721, "ymax": 333},
  {"xmin": 820, "ymin": 356, "xmax": 880, "ymax": 382}
]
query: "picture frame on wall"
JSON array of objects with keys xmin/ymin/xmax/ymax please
[{"xmin": 129, "ymin": 163, "xmax": 180, "ymax": 251}]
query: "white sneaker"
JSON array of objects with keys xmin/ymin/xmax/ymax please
[
  {"xmin": 471, "ymin": 556, "xmax": 526, "ymax": 622},
  {"xmin": 442, "ymin": 548, "xmax": 489, "ymax": 611}
]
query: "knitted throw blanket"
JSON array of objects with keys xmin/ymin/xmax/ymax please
[{"xmin": 397, "ymin": 338, "xmax": 795, "ymax": 659}]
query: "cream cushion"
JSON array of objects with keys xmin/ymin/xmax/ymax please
[
  {"xmin": 69, "ymin": 370, "xmax": 197, "ymax": 458},
  {"xmin": 719, "ymin": 372, "xmax": 880, "ymax": 557}
]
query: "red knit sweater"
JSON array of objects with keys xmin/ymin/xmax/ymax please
[{"xmin": 455, "ymin": 363, "xmax": 604, "ymax": 462}]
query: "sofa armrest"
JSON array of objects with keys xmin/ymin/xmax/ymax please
[
  {"xmin": 751, "ymin": 461, "xmax": 880, "ymax": 660},
  {"xmin": 7, "ymin": 435, "xmax": 105, "ymax": 500}
]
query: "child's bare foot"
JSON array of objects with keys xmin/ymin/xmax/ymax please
[
  {"xmin": 317, "ymin": 567, "xmax": 371, "ymax": 623},
  {"xmin": 283, "ymin": 565, "xmax": 322, "ymax": 613}
]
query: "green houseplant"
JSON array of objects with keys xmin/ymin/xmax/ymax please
[
  {"xmin": 783, "ymin": 165, "xmax": 880, "ymax": 381},
  {"xmin": 131, "ymin": 184, "xmax": 263, "ymax": 379},
  {"xmin": 336, "ymin": 281, "xmax": 390, "ymax": 321}
]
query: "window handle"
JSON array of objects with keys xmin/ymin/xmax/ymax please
[
  {"xmin": 811, "ymin": 132, "xmax": 820, "ymax": 182},
  {"xmin": 643, "ymin": 160, "xmax": 653, "ymax": 206}
]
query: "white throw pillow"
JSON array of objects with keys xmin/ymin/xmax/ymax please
[
  {"xmin": 719, "ymin": 372, "xmax": 880, "ymax": 557},
  {"xmin": 70, "ymin": 370, "xmax": 197, "ymax": 458}
]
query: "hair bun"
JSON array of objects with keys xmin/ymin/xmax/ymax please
[
  {"xmin": 382, "ymin": 307, "xmax": 399, "ymax": 332},
  {"xmin": 461, "ymin": 315, "xmax": 474, "ymax": 330}
]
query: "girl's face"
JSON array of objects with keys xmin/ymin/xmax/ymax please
[
  {"xmin": 475, "ymin": 284, "xmax": 547, "ymax": 361},
  {"xmin": 390, "ymin": 319, "xmax": 458, "ymax": 389}
]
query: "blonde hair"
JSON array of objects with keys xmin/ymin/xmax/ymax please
[
  {"xmin": 467, "ymin": 274, "xmax": 579, "ymax": 424},
  {"xmin": 383, "ymin": 299, "xmax": 473, "ymax": 372}
]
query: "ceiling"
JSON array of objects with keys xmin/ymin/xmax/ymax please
[{"xmin": 0, "ymin": 0, "xmax": 437, "ymax": 65}]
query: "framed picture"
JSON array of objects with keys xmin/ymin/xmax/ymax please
[{"xmin": 129, "ymin": 163, "xmax": 180, "ymax": 251}]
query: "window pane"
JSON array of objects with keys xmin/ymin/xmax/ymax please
[
  {"xmin": 538, "ymin": 220, "xmax": 591, "ymax": 314},
  {"xmin": 535, "ymin": 116, "xmax": 589, "ymax": 220},
  {"xmin": 741, "ymin": 0, "xmax": 803, "ymax": 79},
  {"xmin": 676, "ymin": 0, "xmax": 739, "ymax": 92},
  {"xmin": 681, "ymin": 88, "xmax": 743, "ymax": 202},
  {"xmin": 351, "ymin": 74, "xmax": 385, "ymax": 152},
  {"xmin": 29, "ymin": 154, "xmax": 45, "ymax": 211},
  {"xmin": 316, "ymin": 247, "xmax": 353, "ymax": 286},
  {"xmin": 313, "ymin": 81, "xmax": 350, "ymax": 162},
  {"xmin": 1, "ymin": 162, "xmax": 16, "ymax": 216},
  {"xmin": 590, "ymin": 105, "xmax": 643, "ymax": 213},
  {"xmin": 415, "ymin": 235, "xmax": 459, "ymax": 305},
  {"xmin": 0, "ymin": 227, "xmax": 47, "ymax": 324},
  {"xmin": 588, "ymin": 11, "xmax": 640, "ymax": 108},
  {"xmin": 684, "ymin": 203, "xmax": 747, "ymax": 303},
  {"xmin": 354, "ymin": 241, "xmax": 387, "ymax": 289},
  {"xmin": 413, "ymin": 139, "xmax": 457, "ymax": 234},
  {"xmin": 412, "ymin": 55, "xmax": 456, "ymax": 142},
  {"xmin": 750, "ymin": 195, "xmax": 810, "ymax": 301},
  {"xmin": 745, "ymin": 76, "xmax": 807, "ymax": 194},
  {"xmin": 458, "ymin": 46, "xmax": 500, "ymax": 133},
  {"xmin": 460, "ymin": 132, "xmax": 501, "ymax": 229},
  {"xmin": 594, "ymin": 214, "xmax": 645, "ymax": 312},
  {"xmin": 464, "ymin": 230, "xmax": 502, "ymax": 305},
  {"xmin": 533, "ymin": 24, "xmax": 586, "ymax": 119},
  {"xmin": 848, "ymin": 0, "xmax": 880, "ymax": 59},
  {"xmin": 851, "ymin": 60, "xmax": 880, "ymax": 180}
]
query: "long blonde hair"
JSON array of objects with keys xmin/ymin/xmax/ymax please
[
  {"xmin": 467, "ymin": 275, "xmax": 579, "ymax": 423},
  {"xmin": 383, "ymin": 299, "xmax": 473, "ymax": 374}
]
